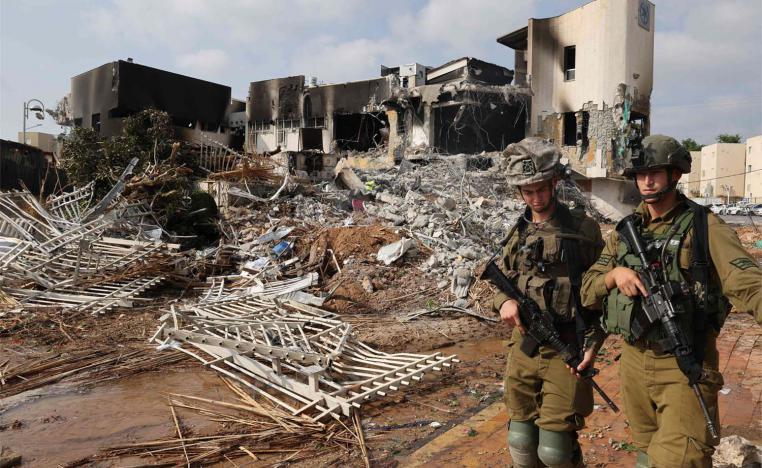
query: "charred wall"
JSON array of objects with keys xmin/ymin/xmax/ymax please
[
  {"xmin": 115, "ymin": 61, "xmax": 230, "ymax": 129},
  {"xmin": 247, "ymin": 76, "xmax": 305, "ymax": 123},
  {"xmin": 70, "ymin": 62, "xmax": 121, "ymax": 136},
  {"xmin": 426, "ymin": 58, "xmax": 514, "ymax": 86},
  {"xmin": 70, "ymin": 60, "xmax": 232, "ymax": 137},
  {"xmin": 0, "ymin": 140, "xmax": 64, "ymax": 195},
  {"xmin": 432, "ymin": 100, "xmax": 526, "ymax": 154},
  {"xmin": 307, "ymin": 77, "xmax": 393, "ymax": 116}
]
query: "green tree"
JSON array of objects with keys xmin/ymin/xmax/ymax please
[
  {"xmin": 681, "ymin": 138, "xmax": 703, "ymax": 152},
  {"xmin": 59, "ymin": 108, "xmax": 220, "ymax": 248},
  {"xmin": 60, "ymin": 109, "xmax": 175, "ymax": 198},
  {"xmin": 716, "ymin": 133, "xmax": 742, "ymax": 143}
]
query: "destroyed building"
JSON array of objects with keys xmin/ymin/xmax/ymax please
[
  {"xmin": 246, "ymin": 57, "xmax": 530, "ymax": 168},
  {"xmin": 55, "ymin": 0, "xmax": 655, "ymax": 217},
  {"xmin": 498, "ymin": 0, "xmax": 655, "ymax": 217},
  {"xmin": 66, "ymin": 59, "xmax": 244, "ymax": 147},
  {"xmin": 383, "ymin": 57, "xmax": 530, "ymax": 156},
  {"xmin": 245, "ymin": 75, "xmax": 395, "ymax": 155}
]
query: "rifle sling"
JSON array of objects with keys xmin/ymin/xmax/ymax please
[{"xmin": 686, "ymin": 199, "xmax": 712, "ymax": 367}]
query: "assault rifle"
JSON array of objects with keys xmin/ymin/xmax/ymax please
[
  {"xmin": 480, "ymin": 261, "xmax": 619, "ymax": 412},
  {"xmin": 618, "ymin": 217, "xmax": 719, "ymax": 439}
]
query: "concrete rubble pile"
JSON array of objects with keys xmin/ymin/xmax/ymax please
[
  {"xmin": 214, "ymin": 149, "xmax": 604, "ymax": 317},
  {"xmin": 142, "ymin": 150, "xmax": 561, "ymax": 422},
  {"xmin": 356, "ymin": 152, "xmax": 604, "ymax": 306},
  {"xmin": 356, "ymin": 153, "xmax": 524, "ymax": 308}
]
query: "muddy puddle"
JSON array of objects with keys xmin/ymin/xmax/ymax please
[
  {"xmin": 437, "ymin": 336, "xmax": 506, "ymax": 361},
  {"xmin": 0, "ymin": 337, "xmax": 510, "ymax": 467},
  {"xmin": 0, "ymin": 368, "xmax": 227, "ymax": 467}
]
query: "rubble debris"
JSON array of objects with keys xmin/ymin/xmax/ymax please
[
  {"xmin": 451, "ymin": 267, "xmax": 473, "ymax": 298},
  {"xmin": 0, "ymin": 346, "xmax": 187, "ymax": 398},
  {"xmin": 0, "ymin": 187, "xmax": 177, "ymax": 316},
  {"xmin": 0, "ymin": 446, "xmax": 21, "ymax": 468},
  {"xmin": 151, "ymin": 286, "xmax": 458, "ymax": 422},
  {"xmin": 713, "ymin": 435, "xmax": 762, "ymax": 468},
  {"xmin": 84, "ymin": 379, "xmax": 366, "ymax": 467},
  {"xmin": 400, "ymin": 304, "xmax": 498, "ymax": 323},
  {"xmin": 377, "ymin": 238, "xmax": 416, "ymax": 265},
  {"xmin": 1, "ymin": 97, "xmax": 610, "ymax": 465},
  {"xmin": 334, "ymin": 158, "xmax": 367, "ymax": 192}
]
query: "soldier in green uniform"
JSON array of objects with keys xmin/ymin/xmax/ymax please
[
  {"xmin": 581, "ymin": 135, "xmax": 762, "ymax": 467},
  {"xmin": 494, "ymin": 138, "xmax": 606, "ymax": 468}
]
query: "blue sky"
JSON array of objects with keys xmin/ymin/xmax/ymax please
[{"xmin": 1, "ymin": 0, "xmax": 760, "ymax": 144}]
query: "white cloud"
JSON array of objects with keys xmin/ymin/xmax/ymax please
[
  {"xmin": 176, "ymin": 49, "xmax": 231, "ymax": 78},
  {"xmin": 286, "ymin": 0, "xmax": 535, "ymax": 82},
  {"xmin": 288, "ymin": 36, "xmax": 395, "ymax": 83},
  {"xmin": 392, "ymin": 0, "xmax": 533, "ymax": 54},
  {"xmin": 650, "ymin": 0, "xmax": 762, "ymax": 142},
  {"xmin": 83, "ymin": 0, "xmax": 363, "ymax": 50}
]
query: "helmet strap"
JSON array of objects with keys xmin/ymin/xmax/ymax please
[{"xmin": 636, "ymin": 170, "xmax": 679, "ymax": 203}]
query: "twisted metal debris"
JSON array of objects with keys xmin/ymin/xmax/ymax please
[
  {"xmin": 0, "ymin": 162, "xmax": 176, "ymax": 315},
  {"xmin": 153, "ymin": 276, "xmax": 457, "ymax": 422}
]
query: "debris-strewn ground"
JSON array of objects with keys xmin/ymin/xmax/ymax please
[{"xmin": 1, "ymin": 145, "xmax": 761, "ymax": 467}]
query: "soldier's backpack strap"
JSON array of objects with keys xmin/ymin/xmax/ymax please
[
  {"xmin": 556, "ymin": 204, "xmax": 589, "ymax": 351},
  {"xmin": 685, "ymin": 199, "xmax": 712, "ymax": 366}
]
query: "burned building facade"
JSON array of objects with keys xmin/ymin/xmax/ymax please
[
  {"xmin": 498, "ymin": 0, "xmax": 655, "ymax": 217},
  {"xmin": 247, "ymin": 57, "xmax": 530, "ymax": 160},
  {"xmin": 383, "ymin": 57, "xmax": 530, "ymax": 156},
  {"xmin": 246, "ymin": 76, "xmax": 394, "ymax": 155},
  {"xmin": 68, "ymin": 60, "xmax": 242, "ymax": 145}
]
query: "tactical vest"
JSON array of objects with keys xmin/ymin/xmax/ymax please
[
  {"xmin": 507, "ymin": 205, "xmax": 587, "ymax": 324},
  {"xmin": 603, "ymin": 207, "xmax": 730, "ymax": 344}
]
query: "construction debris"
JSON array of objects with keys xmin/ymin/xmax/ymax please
[
  {"xmin": 0, "ymin": 186, "xmax": 175, "ymax": 316},
  {"xmin": 151, "ymin": 277, "xmax": 458, "ymax": 422},
  {"xmin": 0, "ymin": 112, "xmax": 628, "ymax": 467},
  {"xmin": 0, "ymin": 345, "xmax": 187, "ymax": 398},
  {"xmin": 84, "ymin": 379, "xmax": 367, "ymax": 467},
  {"xmin": 713, "ymin": 435, "xmax": 762, "ymax": 468}
]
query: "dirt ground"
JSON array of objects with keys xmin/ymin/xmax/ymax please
[{"xmin": 1, "ymin": 222, "xmax": 760, "ymax": 467}]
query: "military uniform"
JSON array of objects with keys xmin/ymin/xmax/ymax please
[
  {"xmin": 581, "ymin": 135, "xmax": 762, "ymax": 467},
  {"xmin": 493, "ymin": 138, "xmax": 606, "ymax": 468}
]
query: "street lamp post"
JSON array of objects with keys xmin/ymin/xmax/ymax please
[
  {"xmin": 22, "ymin": 99, "xmax": 46, "ymax": 146},
  {"xmin": 721, "ymin": 184, "xmax": 731, "ymax": 206}
]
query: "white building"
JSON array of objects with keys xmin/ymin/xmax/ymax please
[{"xmin": 498, "ymin": 0, "xmax": 655, "ymax": 218}]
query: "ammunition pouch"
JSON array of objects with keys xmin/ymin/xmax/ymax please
[
  {"xmin": 516, "ymin": 274, "xmax": 573, "ymax": 322},
  {"xmin": 604, "ymin": 287, "xmax": 636, "ymax": 341}
]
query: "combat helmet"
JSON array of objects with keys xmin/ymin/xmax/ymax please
[
  {"xmin": 503, "ymin": 137, "xmax": 563, "ymax": 186},
  {"xmin": 623, "ymin": 134, "xmax": 692, "ymax": 177}
]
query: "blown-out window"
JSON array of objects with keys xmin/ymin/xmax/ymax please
[{"xmin": 564, "ymin": 46, "xmax": 576, "ymax": 81}]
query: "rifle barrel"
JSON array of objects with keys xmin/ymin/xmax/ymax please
[
  {"xmin": 692, "ymin": 384, "xmax": 719, "ymax": 439},
  {"xmin": 589, "ymin": 378, "xmax": 620, "ymax": 413}
]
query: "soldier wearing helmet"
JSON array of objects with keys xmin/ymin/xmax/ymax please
[
  {"xmin": 495, "ymin": 138, "xmax": 605, "ymax": 468},
  {"xmin": 582, "ymin": 135, "xmax": 762, "ymax": 467}
]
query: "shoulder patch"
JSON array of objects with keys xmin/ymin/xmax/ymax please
[
  {"xmin": 596, "ymin": 254, "xmax": 613, "ymax": 266},
  {"xmin": 729, "ymin": 257, "xmax": 759, "ymax": 271}
]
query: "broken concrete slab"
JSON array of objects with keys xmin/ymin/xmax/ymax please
[
  {"xmin": 333, "ymin": 158, "xmax": 366, "ymax": 192},
  {"xmin": 713, "ymin": 435, "xmax": 762, "ymax": 468},
  {"xmin": 377, "ymin": 238, "xmax": 417, "ymax": 265}
]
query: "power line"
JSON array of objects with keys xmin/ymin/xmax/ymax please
[{"xmin": 686, "ymin": 168, "xmax": 762, "ymax": 183}]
